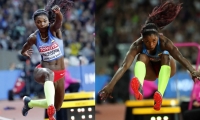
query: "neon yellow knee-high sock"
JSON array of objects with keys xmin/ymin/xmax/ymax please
[
  {"xmin": 44, "ymin": 81, "xmax": 55, "ymax": 106},
  {"xmin": 134, "ymin": 61, "xmax": 146, "ymax": 86},
  {"xmin": 28, "ymin": 99, "xmax": 48, "ymax": 108},
  {"xmin": 158, "ymin": 65, "xmax": 171, "ymax": 96}
]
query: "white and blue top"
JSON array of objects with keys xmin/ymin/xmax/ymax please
[
  {"xmin": 142, "ymin": 38, "xmax": 169, "ymax": 61},
  {"xmin": 36, "ymin": 28, "xmax": 64, "ymax": 61}
]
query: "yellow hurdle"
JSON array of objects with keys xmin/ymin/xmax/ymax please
[
  {"xmin": 61, "ymin": 100, "xmax": 95, "ymax": 108},
  {"xmin": 132, "ymin": 106, "xmax": 181, "ymax": 115},
  {"xmin": 64, "ymin": 91, "xmax": 94, "ymax": 100},
  {"xmin": 125, "ymin": 99, "xmax": 179, "ymax": 107},
  {"xmin": 44, "ymin": 92, "xmax": 95, "ymax": 120}
]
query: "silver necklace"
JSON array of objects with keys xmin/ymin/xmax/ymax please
[{"xmin": 39, "ymin": 32, "xmax": 48, "ymax": 40}]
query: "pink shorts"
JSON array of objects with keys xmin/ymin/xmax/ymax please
[{"xmin": 36, "ymin": 64, "xmax": 66, "ymax": 82}]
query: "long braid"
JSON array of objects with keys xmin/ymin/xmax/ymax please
[
  {"xmin": 147, "ymin": 0, "xmax": 182, "ymax": 29},
  {"xmin": 32, "ymin": 0, "xmax": 74, "ymax": 23},
  {"xmin": 45, "ymin": 0, "xmax": 74, "ymax": 23},
  {"xmin": 141, "ymin": 0, "xmax": 182, "ymax": 36}
]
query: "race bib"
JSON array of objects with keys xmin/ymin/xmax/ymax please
[{"xmin": 39, "ymin": 42, "xmax": 62, "ymax": 61}]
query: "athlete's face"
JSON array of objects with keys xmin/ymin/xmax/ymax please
[
  {"xmin": 143, "ymin": 34, "xmax": 158, "ymax": 50},
  {"xmin": 34, "ymin": 15, "xmax": 49, "ymax": 29}
]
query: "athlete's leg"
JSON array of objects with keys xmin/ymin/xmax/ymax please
[
  {"xmin": 22, "ymin": 67, "xmax": 56, "ymax": 120},
  {"xmin": 54, "ymin": 78, "xmax": 65, "ymax": 111},
  {"xmin": 154, "ymin": 54, "xmax": 176, "ymax": 110},
  {"xmin": 34, "ymin": 68, "xmax": 56, "ymax": 120},
  {"xmin": 28, "ymin": 98, "xmax": 48, "ymax": 108},
  {"xmin": 157, "ymin": 54, "xmax": 171, "ymax": 94},
  {"xmin": 22, "ymin": 96, "xmax": 47, "ymax": 116}
]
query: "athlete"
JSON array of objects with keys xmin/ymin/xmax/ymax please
[
  {"xmin": 21, "ymin": 0, "xmax": 73, "ymax": 120},
  {"xmin": 99, "ymin": 1, "xmax": 200, "ymax": 111}
]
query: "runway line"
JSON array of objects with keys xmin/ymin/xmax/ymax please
[{"xmin": 0, "ymin": 116, "xmax": 13, "ymax": 120}]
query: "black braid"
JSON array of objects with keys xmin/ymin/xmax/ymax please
[
  {"xmin": 32, "ymin": 0, "xmax": 74, "ymax": 23},
  {"xmin": 141, "ymin": 0, "xmax": 182, "ymax": 37},
  {"xmin": 45, "ymin": 0, "xmax": 74, "ymax": 23}
]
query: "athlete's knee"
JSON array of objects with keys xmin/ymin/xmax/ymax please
[
  {"xmin": 44, "ymin": 69, "xmax": 54, "ymax": 81},
  {"xmin": 161, "ymin": 54, "xmax": 170, "ymax": 65},
  {"xmin": 170, "ymin": 58, "xmax": 176, "ymax": 77},
  {"xmin": 39, "ymin": 68, "xmax": 54, "ymax": 82},
  {"xmin": 137, "ymin": 54, "xmax": 149, "ymax": 63}
]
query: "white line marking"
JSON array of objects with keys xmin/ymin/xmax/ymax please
[{"xmin": 0, "ymin": 116, "xmax": 13, "ymax": 120}]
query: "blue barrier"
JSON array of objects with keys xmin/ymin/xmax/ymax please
[
  {"xmin": 0, "ymin": 70, "xmax": 22, "ymax": 100},
  {"xmin": 0, "ymin": 64, "xmax": 95, "ymax": 100},
  {"xmin": 67, "ymin": 63, "xmax": 95, "ymax": 91},
  {"xmin": 162, "ymin": 71, "xmax": 193, "ymax": 98}
]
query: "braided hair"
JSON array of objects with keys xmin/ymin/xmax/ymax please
[
  {"xmin": 141, "ymin": 0, "xmax": 182, "ymax": 37},
  {"xmin": 32, "ymin": 0, "xmax": 74, "ymax": 23}
]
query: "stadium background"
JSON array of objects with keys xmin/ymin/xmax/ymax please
[
  {"xmin": 95, "ymin": 0, "xmax": 200, "ymax": 120},
  {"xmin": 0, "ymin": 0, "xmax": 95, "ymax": 120}
]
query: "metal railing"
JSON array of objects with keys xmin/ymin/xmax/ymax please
[{"xmin": 175, "ymin": 42, "xmax": 200, "ymax": 110}]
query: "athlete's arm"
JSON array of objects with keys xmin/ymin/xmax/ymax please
[
  {"xmin": 21, "ymin": 35, "xmax": 36, "ymax": 58},
  {"xmin": 56, "ymin": 29, "xmax": 62, "ymax": 39},
  {"xmin": 108, "ymin": 38, "xmax": 142, "ymax": 87},
  {"xmin": 50, "ymin": 5, "xmax": 63, "ymax": 32},
  {"xmin": 161, "ymin": 35, "xmax": 195, "ymax": 73}
]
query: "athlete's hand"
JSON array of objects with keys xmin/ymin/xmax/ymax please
[
  {"xmin": 191, "ymin": 70, "xmax": 200, "ymax": 82},
  {"xmin": 98, "ymin": 84, "xmax": 113, "ymax": 101},
  {"xmin": 52, "ymin": 5, "xmax": 60, "ymax": 14},
  {"xmin": 193, "ymin": 101, "xmax": 200, "ymax": 107},
  {"xmin": 22, "ymin": 49, "xmax": 33, "ymax": 58}
]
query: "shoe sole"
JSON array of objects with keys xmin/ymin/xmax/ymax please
[
  {"xmin": 153, "ymin": 92, "xmax": 162, "ymax": 111},
  {"xmin": 47, "ymin": 105, "xmax": 56, "ymax": 120},
  {"xmin": 22, "ymin": 96, "xmax": 29, "ymax": 116},
  {"xmin": 22, "ymin": 96, "xmax": 27, "ymax": 101},
  {"xmin": 131, "ymin": 77, "xmax": 143, "ymax": 100}
]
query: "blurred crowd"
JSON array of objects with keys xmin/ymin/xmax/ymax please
[
  {"xmin": 96, "ymin": 0, "xmax": 200, "ymax": 65},
  {"xmin": 0, "ymin": 0, "xmax": 95, "ymax": 66}
]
